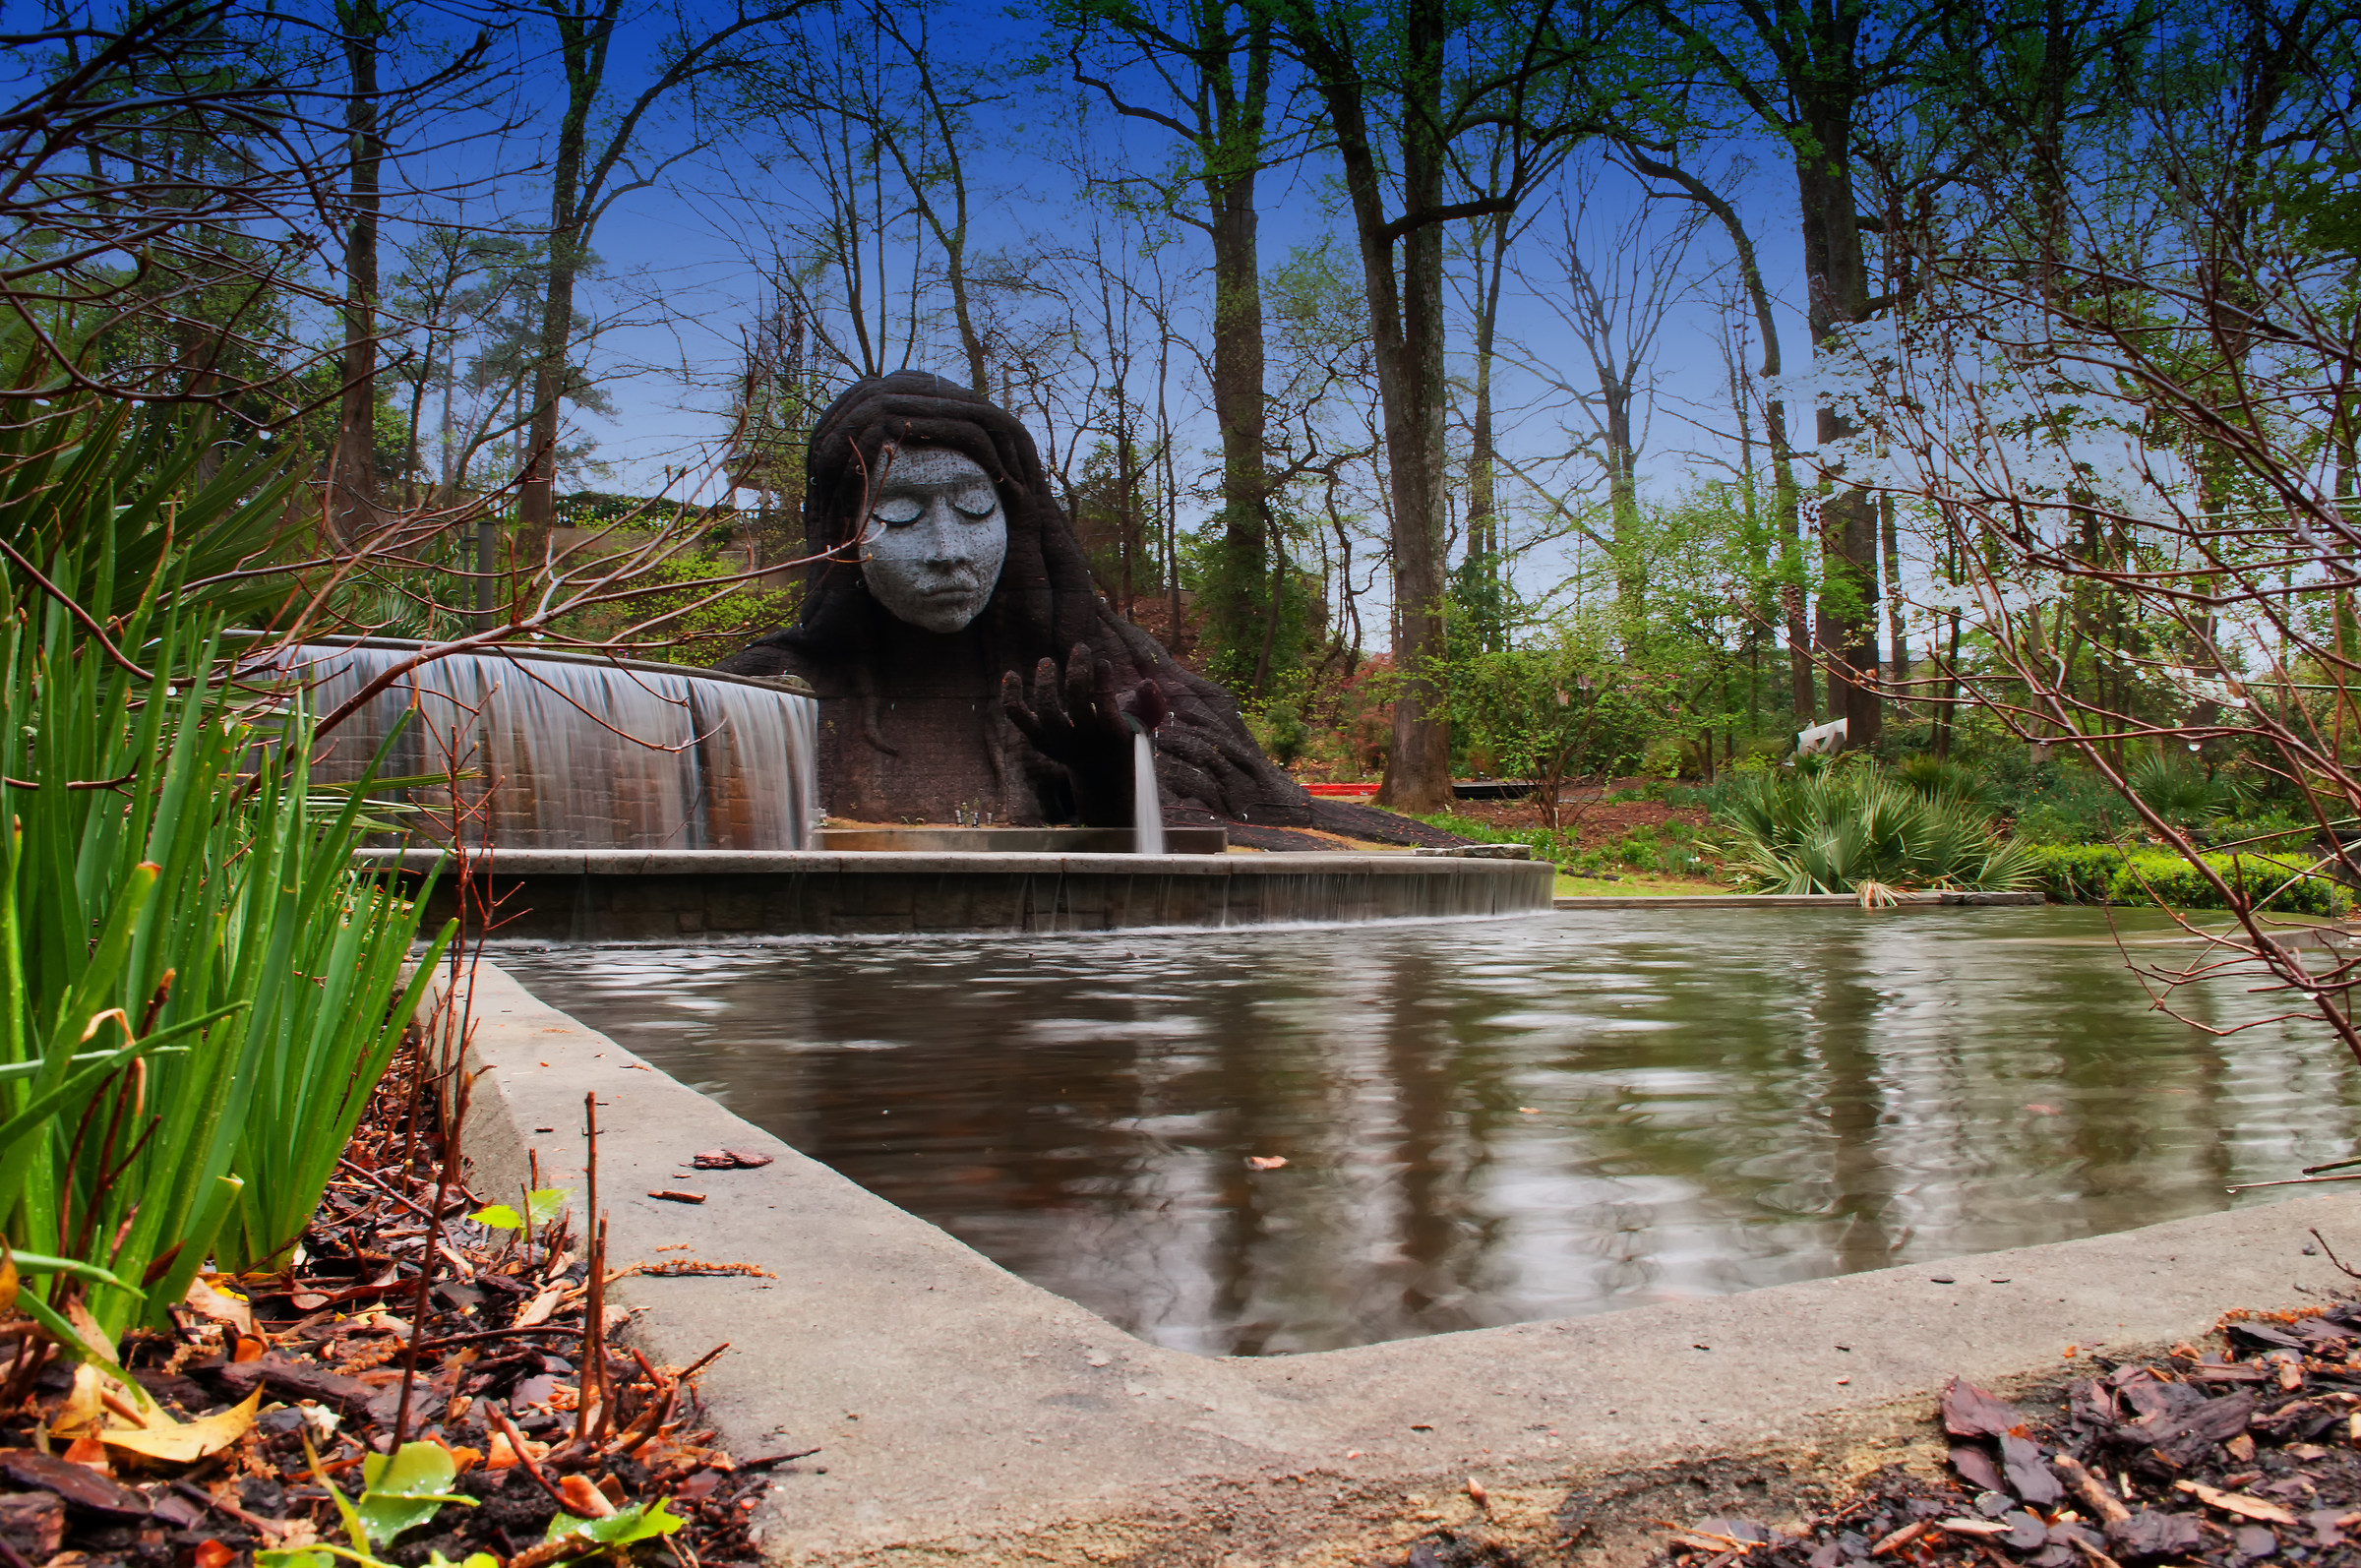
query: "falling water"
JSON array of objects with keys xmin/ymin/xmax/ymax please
[
  {"xmin": 288, "ymin": 642, "xmax": 819, "ymax": 850},
  {"xmin": 1132, "ymin": 730, "xmax": 1165, "ymax": 855}
]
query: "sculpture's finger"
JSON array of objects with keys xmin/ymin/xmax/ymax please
[
  {"xmin": 1062, "ymin": 645, "xmax": 1096, "ymax": 725},
  {"xmin": 1033, "ymin": 656, "xmax": 1067, "ymax": 725},
  {"xmin": 1130, "ymin": 679, "xmax": 1171, "ymax": 734},
  {"xmin": 999, "ymin": 669, "xmax": 1043, "ymax": 741}
]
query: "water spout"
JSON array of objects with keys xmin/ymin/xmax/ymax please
[
  {"xmin": 289, "ymin": 642, "xmax": 819, "ymax": 850},
  {"xmin": 1132, "ymin": 729, "xmax": 1165, "ymax": 856}
]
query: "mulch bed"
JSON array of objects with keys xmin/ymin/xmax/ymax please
[
  {"xmin": 0, "ymin": 1041, "xmax": 798, "ymax": 1568},
  {"xmin": 1403, "ymin": 1238, "xmax": 2361, "ymax": 1568},
  {"xmin": 1434, "ymin": 794, "xmax": 1713, "ymax": 855}
]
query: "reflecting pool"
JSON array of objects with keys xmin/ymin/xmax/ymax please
[{"xmin": 501, "ymin": 907, "xmax": 2360, "ymax": 1356}]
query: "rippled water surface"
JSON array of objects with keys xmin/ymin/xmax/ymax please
[{"xmin": 500, "ymin": 907, "xmax": 2360, "ymax": 1356}]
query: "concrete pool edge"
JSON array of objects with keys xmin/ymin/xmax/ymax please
[
  {"xmin": 450, "ymin": 960, "xmax": 2361, "ymax": 1565},
  {"xmin": 369, "ymin": 850, "xmax": 1553, "ymax": 939}
]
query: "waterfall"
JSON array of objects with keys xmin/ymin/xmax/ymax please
[
  {"xmin": 286, "ymin": 642, "xmax": 820, "ymax": 850},
  {"xmin": 1132, "ymin": 729, "xmax": 1166, "ymax": 856}
]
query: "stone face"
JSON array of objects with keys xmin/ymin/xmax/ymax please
[{"xmin": 858, "ymin": 447, "xmax": 1006, "ymax": 633}]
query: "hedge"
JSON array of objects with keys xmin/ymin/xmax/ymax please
[{"xmin": 2028, "ymin": 844, "xmax": 2346, "ymax": 914}]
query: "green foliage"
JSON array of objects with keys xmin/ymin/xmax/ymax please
[
  {"xmin": 2025, "ymin": 844, "xmax": 2347, "ymax": 914},
  {"xmin": 547, "ymin": 546, "xmax": 801, "ymax": 668},
  {"xmin": 2125, "ymin": 752, "xmax": 2249, "ymax": 828},
  {"xmin": 546, "ymin": 1498, "xmax": 686, "ymax": 1549},
  {"xmin": 1893, "ymin": 754, "xmax": 1993, "ymax": 811},
  {"xmin": 1411, "ymin": 811, "xmax": 1721, "ymax": 880},
  {"xmin": 471, "ymin": 1187, "xmax": 570, "ymax": 1231},
  {"xmin": 261, "ymin": 1441, "xmax": 490, "ymax": 1568},
  {"xmin": 0, "ymin": 392, "xmax": 451, "ymax": 1332},
  {"xmin": 2023, "ymin": 843, "xmax": 2129, "ymax": 903},
  {"xmin": 1246, "ymin": 699, "xmax": 1312, "ymax": 767},
  {"xmin": 1446, "ymin": 616, "xmax": 1676, "ymax": 791},
  {"xmin": 357, "ymin": 1443, "xmax": 477, "ymax": 1545},
  {"xmin": 1715, "ymin": 762, "xmax": 2039, "ymax": 893}
]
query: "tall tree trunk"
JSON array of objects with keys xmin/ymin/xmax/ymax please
[
  {"xmin": 1466, "ymin": 210, "xmax": 1508, "ymax": 651},
  {"xmin": 331, "ymin": 0, "xmax": 384, "ymax": 547},
  {"xmin": 518, "ymin": 2, "xmax": 611, "ymax": 537},
  {"xmin": 1315, "ymin": 1, "xmax": 1453, "ymax": 813},
  {"xmin": 1882, "ymin": 490, "xmax": 1907, "ymax": 687},
  {"xmin": 1795, "ymin": 113, "xmax": 1881, "ymax": 750},
  {"xmin": 1204, "ymin": 21, "xmax": 1273, "ymax": 686}
]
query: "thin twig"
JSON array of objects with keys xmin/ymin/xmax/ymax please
[
  {"xmin": 2312, "ymin": 1228, "xmax": 2361, "ymax": 1282},
  {"xmin": 487, "ymin": 1399, "xmax": 575, "ymax": 1514},
  {"xmin": 393, "ymin": 1074, "xmax": 468, "ymax": 1444}
]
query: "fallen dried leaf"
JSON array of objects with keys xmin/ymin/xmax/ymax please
[
  {"xmin": 1245, "ymin": 1156, "xmax": 1287, "ymax": 1171},
  {"xmin": 513, "ymin": 1285, "xmax": 566, "ymax": 1329},
  {"xmin": 2175, "ymin": 1478, "xmax": 2300, "ymax": 1526},
  {"xmin": 99, "ymin": 1391, "xmax": 262, "ymax": 1466},
  {"xmin": 558, "ymin": 1474, "xmax": 617, "ymax": 1519},
  {"xmin": 1870, "ymin": 1519, "xmax": 1927, "ymax": 1555},
  {"xmin": 1942, "ymin": 1375, "xmax": 2028, "ymax": 1438},
  {"xmin": 690, "ymin": 1149, "xmax": 774, "ymax": 1170},
  {"xmin": 183, "ymin": 1277, "xmax": 252, "ymax": 1335},
  {"xmin": 646, "ymin": 1189, "xmax": 707, "ymax": 1204},
  {"xmin": 1934, "ymin": 1519, "xmax": 2011, "ymax": 1538},
  {"xmin": 485, "ymin": 1431, "xmax": 551, "ymax": 1471},
  {"xmin": 192, "ymin": 1540, "xmax": 235, "ymax": 1568}
]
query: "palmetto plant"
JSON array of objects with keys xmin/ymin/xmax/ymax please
[
  {"xmin": 1716, "ymin": 760, "xmax": 2039, "ymax": 895},
  {"xmin": 0, "ymin": 393, "xmax": 452, "ymax": 1343}
]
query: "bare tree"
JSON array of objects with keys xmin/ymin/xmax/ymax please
[
  {"xmin": 515, "ymin": 0, "xmax": 808, "ymax": 536},
  {"xmin": 1510, "ymin": 160, "xmax": 1702, "ymax": 621}
]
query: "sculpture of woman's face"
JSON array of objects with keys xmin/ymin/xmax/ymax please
[{"xmin": 858, "ymin": 446, "xmax": 1007, "ymax": 633}]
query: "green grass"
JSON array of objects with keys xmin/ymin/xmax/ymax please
[{"xmin": 1552, "ymin": 872, "xmax": 1731, "ymax": 897}]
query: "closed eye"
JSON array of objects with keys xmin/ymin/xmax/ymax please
[
  {"xmin": 872, "ymin": 497, "xmax": 923, "ymax": 525},
  {"xmin": 950, "ymin": 487, "xmax": 999, "ymax": 519}
]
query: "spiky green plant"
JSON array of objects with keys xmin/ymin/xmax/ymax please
[
  {"xmin": 1715, "ymin": 761, "xmax": 2039, "ymax": 894},
  {"xmin": 0, "ymin": 393, "xmax": 452, "ymax": 1339},
  {"xmin": 2125, "ymin": 752, "xmax": 2249, "ymax": 829}
]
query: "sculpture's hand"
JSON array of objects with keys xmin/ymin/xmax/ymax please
[
  {"xmin": 1000, "ymin": 643, "xmax": 1165, "ymax": 825},
  {"xmin": 1001, "ymin": 643, "xmax": 1125, "ymax": 760}
]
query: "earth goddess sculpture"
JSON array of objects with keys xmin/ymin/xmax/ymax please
[{"xmin": 718, "ymin": 372, "xmax": 1423, "ymax": 844}]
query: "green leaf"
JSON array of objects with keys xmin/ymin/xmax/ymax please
[
  {"xmin": 424, "ymin": 1554, "xmax": 502, "ymax": 1568},
  {"xmin": 358, "ymin": 1441, "xmax": 476, "ymax": 1545},
  {"xmin": 472, "ymin": 1187, "xmax": 569, "ymax": 1231},
  {"xmin": 545, "ymin": 1497, "xmax": 687, "ymax": 1547},
  {"xmin": 257, "ymin": 1550, "xmax": 342, "ymax": 1568}
]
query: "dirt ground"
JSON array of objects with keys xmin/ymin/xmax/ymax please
[{"xmin": 1431, "ymin": 789, "xmax": 1716, "ymax": 855}]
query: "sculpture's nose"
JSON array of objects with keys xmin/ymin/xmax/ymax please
[{"xmin": 918, "ymin": 501, "xmax": 969, "ymax": 567}]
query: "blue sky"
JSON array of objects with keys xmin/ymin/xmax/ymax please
[{"xmin": 381, "ymin": 0, "xmax": 1820, "ymax": 616}]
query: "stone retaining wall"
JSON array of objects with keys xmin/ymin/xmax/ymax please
[{"xmin": 362, "ymin": 849, "xmax": 1554, "ymax": 939}]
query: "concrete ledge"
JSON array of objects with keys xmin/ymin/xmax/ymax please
[
  {"xmin": 1552, "ymin": 891, "xmax": 2048, "ymax": 910},
  {"xmin": 366, "ymin": 851, "xmax": 1553, "ymax": 938},
  {"xmin": 452, "ymin": 959, "xmax": 2358, "ymax": 1566}
]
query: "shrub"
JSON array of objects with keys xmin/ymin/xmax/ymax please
[
  {"xmin": 1715, "ymin": 761, "xmax": 2038, "ymax": 893},
  {"xmin": 2025, "ymin": 844, "xmax": 2129, "ymax": 903},
  {"xmin": 2111, "ymin": 849, "xmax": 2343, "ymax": 914},
  {"xmin": 2023, "ymin": 844, "xmax": 2346, "ymax": 914}
]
